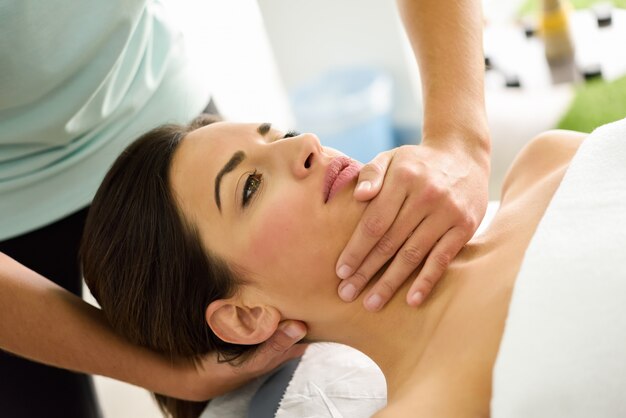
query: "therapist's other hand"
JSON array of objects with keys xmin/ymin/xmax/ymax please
[
  {"xmin": 187, "ymin": 320, "xmax": 307, "ymax": 400},
  {"xmin": 240, "ymin": 320, "xmax": 308, "ymax": 375},
  {"xmin": 336, "ymin": 140, "xmax": 489, "ymax": 311}
]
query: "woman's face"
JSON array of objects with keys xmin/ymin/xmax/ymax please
[{"xmin": 169, "ymin": 122, "xmax": 366, "ymax": 318}]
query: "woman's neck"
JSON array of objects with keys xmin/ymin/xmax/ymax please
[{"xmin": 305, "ymin": 249, "xmax": 479, "ymax": 396}]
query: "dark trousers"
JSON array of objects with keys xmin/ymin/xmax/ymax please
[{"xmin": 0, "ymin": 207, "xmax": 102, "ymax": 418}]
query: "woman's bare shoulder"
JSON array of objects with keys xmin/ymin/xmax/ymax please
[{"xmin": 500, "ymin": 129, "xmax": 587, "ymax": 201}]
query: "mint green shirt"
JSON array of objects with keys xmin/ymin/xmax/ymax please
[{"xmin": 0, "ymin": 0, "xmax": 211, "ymax": 240}]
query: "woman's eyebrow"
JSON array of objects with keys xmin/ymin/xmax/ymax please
[{"xmin": 215, "ymin": 150, "xmax": 246, "ymax": 213}]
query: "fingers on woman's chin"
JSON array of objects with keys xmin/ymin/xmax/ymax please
[{"xmin": 407, "ymin": 289, "xmax": 425, "ymax": 307}]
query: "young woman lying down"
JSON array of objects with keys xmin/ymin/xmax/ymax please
[{"xmin": 80, "ymin": 115, "xmax": 626, "ymax": 418}]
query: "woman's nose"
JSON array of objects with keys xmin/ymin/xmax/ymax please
[{"xmin": 277, "ymin": 133, "xmax": 322, "ymax": 179}]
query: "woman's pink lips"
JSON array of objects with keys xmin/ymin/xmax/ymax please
[{"xmin": 323, "ymin": 156, "xmax": 363, "ymax": 203}]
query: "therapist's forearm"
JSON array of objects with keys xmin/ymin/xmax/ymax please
[
  {"xmin": 398, "ymin": 0, "xmax": 490, "ymax": 156},
  {"xmin": 0, "ymin": 252, "xmax": 221, "ymax": 401}
]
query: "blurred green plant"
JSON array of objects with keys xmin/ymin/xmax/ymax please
[
  {"xmin": 557, "ymin": 75, "xmax": 626, "ymax": 132},
  {"xmin": 519, "ymin": 0, "xmax": 626, "ymax": 16}
]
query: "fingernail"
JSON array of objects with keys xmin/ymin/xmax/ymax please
[
  {"xmin": 281, "ymin": 323, "xmax": 305, "ymax": 340},
  {"xmin": 356, "ymin": 181, "xmax": 372, "ymax": 193},
  {"xmin": 339, "ymin": 282, "xmax": 357, "ymax": 301},
  {"xmin": 337, "ymin": 264, "xmax": 352, "ymax": 279},
  {"xmin": 410, "ymin": 291, "xmax": 424, "ymax": 306},
  {"xmin": 365, "ymin": 294, "xmax": 383, "ymax": 311}
]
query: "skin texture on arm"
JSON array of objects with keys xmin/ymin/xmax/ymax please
[
  {"xmin": 0, "ymin": 252, "xmax": 306, "ymax": 401},
  {"xmin": 336, "ymin": 0, "xmax": 491, "ymax": 310},
  {"xmin": 399, "ymin": 0, "xmax": 490, "ymax": 144}
]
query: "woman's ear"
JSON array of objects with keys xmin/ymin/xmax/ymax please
[{"xmin": 205, "ymin": 299, "xmax": 281, "ymax": 345}]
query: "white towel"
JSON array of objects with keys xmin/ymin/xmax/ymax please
[
  {"xmin": 275, "ymin": 343, "xmax": 386, "ymax": 418},
  {"xmin": 491, "ymin": 118, "xmax": 626, "ymax": 417},
  {"xmin": 199, "ymin": 343, "xmax": 386, "ymax": 418}
]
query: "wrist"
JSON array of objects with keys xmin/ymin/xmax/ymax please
[
  {"xmin": 160, "ymin": 356, "xmax": 214, "ymax": 401},
  {"xmin": 421, "ymin": 93, "xmax": 490, "ymax": 161},
  {"xmin": 126, "ymin": 351, "xmax": 206, "ymax": 401},
  {"xmin": 160, "ymin": 357, "xmax": 203, "ymax": 400},
  {"xmin": 169, "ymin": 355, "xmax": 253, "ymax": 401},
  {"xmin": 135, "ymin": 351, "xmax": 192, "ymax": 399},
  {"xmin": 422, "ymin": 124, "xmax": 491, "ymax": 170}
]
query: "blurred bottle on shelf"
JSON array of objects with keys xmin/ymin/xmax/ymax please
[
  {"xmin": 541, "ymin": 0, "xmax": 575, "ymax": 62},
  {"xmin": 540, "ymin": 0, "xmax": 578, "ymax": 83}
]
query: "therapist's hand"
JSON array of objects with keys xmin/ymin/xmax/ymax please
[
  {"xmin": 184, "ymin": 320, "xmax": 307, "ymax": 400},
  {"xmin": 336, "ymin": 138, "xmax": 489, "ymax": 311},
  {"xmin": 233, "ymin": 320, "xmax": 308, "ymax": 376}
]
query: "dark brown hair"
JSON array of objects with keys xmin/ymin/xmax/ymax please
[{"xmin": 80, "ymin": 115, "xmax": 258, "ymax": 418}]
